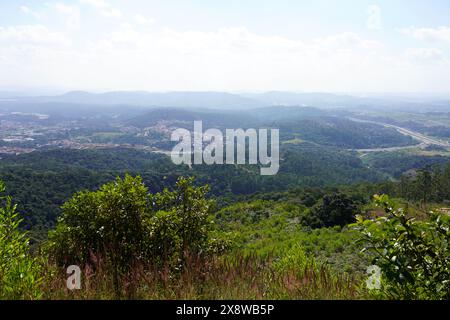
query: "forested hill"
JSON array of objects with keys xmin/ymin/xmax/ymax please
[{"xmin": 0, "ymin": 146, "xmax": 384, "ymax": 231}]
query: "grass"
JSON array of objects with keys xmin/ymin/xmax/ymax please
[{"xmin": 41, "ymin": 253, "xmax": 363, "ymax": 300}]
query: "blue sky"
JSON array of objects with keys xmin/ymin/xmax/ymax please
[{"xmin": 1, "ymin": 0, "xmax": 450, "ymax": 93}]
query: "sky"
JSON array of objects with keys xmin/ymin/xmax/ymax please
[{"xmin": 1, "ymin": 0, "xmax": 450, "ymax": 94}]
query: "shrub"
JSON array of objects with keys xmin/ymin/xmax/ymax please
[
  {"xmin": 354, "ymin": 194, "xmax": 450, "ymax": 300},
  {"xmin": 303, "ymin": 193, "xmax": 358, "ymax": 228},
  {"xmin": 148, "ymin": 176, "xmax": 218, "ymax": 263},
  {"xmin": 47, "ymin": 174, "xmax": 149, "ymax": 271},
  {"xmin": 0, "ymin": 181, "xmax": 43, "ymax": 299},
  {"xmin": 46, "ymin": 175, "xmax": 226, "ymax": 297}
]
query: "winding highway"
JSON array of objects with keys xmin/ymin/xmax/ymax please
[{"xmin": 347, "ymin": 117, "xmax": 450, "ymax": 152}]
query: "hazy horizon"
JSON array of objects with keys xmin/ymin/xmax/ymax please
[{"xmin": 2, "ymin": 89, "xmax": 450, "ymax": 100}]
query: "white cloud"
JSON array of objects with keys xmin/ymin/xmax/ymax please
[
  {"xmin": 366, "ymin": 5, "xmax": 382, "ymax": 31},
  {"xmin": 20, "ymin": 5, "xmax": 42, "ymax": 20},
  {"xmin": 401, "ymin": 26, "xmax": 450, "ymax": 43},
  {"xmin": 316, "ymin": 32, "xmax": 383, "ymax": 50},
  {"xmin": 55, "ymin": 3, "xmax": 81, "ymax": 30},
  {"xmin": 79, "ymin": 0, "xmax": 122, "ymax": 19},
  {"xmin": 1, "ymin": 23, "xmax": 449, "ymax": 92},
  {"xmin": 405, "ymin": 48, "xmax": 446, "ymax": 63},
  {"xmin": 0, "ymin": 25, "xmax": 71, "ymax": 46},
  {"xmin": 51, "ymin": 27, "xmax": 388, "ymax": 91},
  {"xmin": 134, "ymin": 14, "xmax": 156, "ymax": 26}
]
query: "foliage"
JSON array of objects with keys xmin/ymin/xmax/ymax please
[
  {"xmin": 272, "ymin": 244, "xmax": 318, "ymax": 272},
  {"xmin": 0, "ymin": 181, "xmax": 42, "ymax": 299},
  {"xmin": 46, "ymin": 175, "xmax": 224, "ymax": 296},
  {"xmin": 353, "ymin": 194, "xmax": 450, "ymax": 300},
  {"xmin": 398, "ymin": 164, "xmax": 450, "ymax": 205},
  {"xmin": 146, "ymin": 176, "xmax": 227, "ymax": 266},
  {"xmin": 0, "ymin": 146, "xmax": 387, "ymax": 232},
  {"xmin": 278, "ymin": 117, "xmax": 416, "ymax": 149},
  {"xmin": 216, "ymin": 199, "xmax": 369, "ymax": 276},
  {"xmin": 48, "ymin": 175, "xmax": 149, "ymax": 270},
  {"xmin": 302, "ymin": 193, "xmax": 359, "ymax": 228},
  {"xmin": 365, "ymin": 151, "xmax": 450, "ymax": 178}
]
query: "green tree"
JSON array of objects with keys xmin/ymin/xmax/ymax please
[
  {"xmin": 48, "ymin": 174, "xmax": 148, "ymax": 268},
  {"xmin": 416, "ymin": 169, "xmax": 432, "ymax": 209},
  {"xmin": 354, "ymin": 194, "xmax": 450, "ymax": 300},
  {"xmin": 440, "ymin": 164, "xmax": 450, "ymax": 201},
  {"xmin": 47, "ymin": 174, "xmax": 150, "ymax": 296},
  {"xmin": 47, "ymin": 175, "xmax": 222, "ymax": 296},
  {"xmin": 303, "ymin": 193, "xmax": 358, "ymax": 228},
  {"xmin": 0, "ymin": 180, "xmax": 42, "ymax": 300},
  {"xmin": 148, "ymin": 177, "xmax": 216, "ymax": 265}
]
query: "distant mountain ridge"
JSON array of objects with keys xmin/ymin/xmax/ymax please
[
  {"xmin": 18, "ymin": 91, "xmax": 263, "ymax": 109},
  {"xmin": 8, "ymin": 90, "xmax": 450, "ymax": 111},
  {"xmin": 15, "ymin": 90, "xmax": 370, "ymax": 109}
]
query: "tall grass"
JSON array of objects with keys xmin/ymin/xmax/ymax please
[{"xmin": 41, "ymin": 252, "xmax": 361, "ymax": 300}]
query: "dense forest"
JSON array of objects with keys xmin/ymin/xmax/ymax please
[{"xmin": 1, "ymin": 146, "xmax": 449, "ymax": 235}]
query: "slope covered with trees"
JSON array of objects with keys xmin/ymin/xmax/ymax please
[{"xmin": 0, "ymin": 147, "xmax": 386, "ymax": 232}]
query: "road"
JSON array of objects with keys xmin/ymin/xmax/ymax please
[{"xmin": 347, "ymin": 117, "xmax": 450, "ymax": 152}]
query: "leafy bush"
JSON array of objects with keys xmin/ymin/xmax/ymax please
[
  {"xmin": 46, "ymin": 175, "xmax": 227, "ymax": 296},
  {"xmin": 146, "ymin": 176, "xmax": 228, "ymax": 265},
  {"xmin": 47, "ymin": 174, "xmax": 149, "ymax": 271},
  {"xmin": 273, "ymin": 244, "xmax": 318, "ymax": 272},
  {"xmin": 0, "ymin": 181, "xmax": 42, "ymax": 299},
  {"xmin": 354, "ymin": 194, "xmax": 450, "ymax": 300},
  {"xmin": 302, "ymin": 193, "xmax": 358, "ymax": 228}
]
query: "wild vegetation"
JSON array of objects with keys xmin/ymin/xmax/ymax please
[
  {"xmin": 0, "ymin": 181, "xmax": 42, "ymax": 299},
  {"xmin": 1, "ymin": 173, "xmax": 448, "ymax": 300},
  {"xmin": 354, "ymin": 195, "xmax": 450, "ymax": 299}
]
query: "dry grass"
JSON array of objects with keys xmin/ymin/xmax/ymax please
[{"xmin": 41, "ymin": 254, "xmax": 361, "ymax": 300}]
